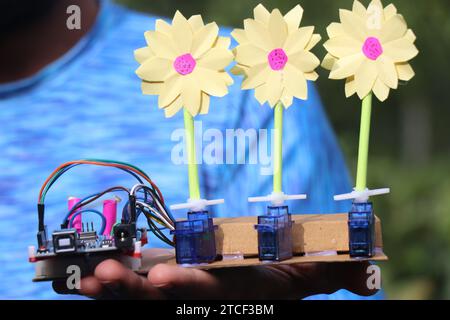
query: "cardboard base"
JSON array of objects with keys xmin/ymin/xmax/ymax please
[
  {"xmin": 137, "ymin": 212, "xmax": 386, "ymax": 273},
  {"xmin": 215, "ymin": 213, "xmax": 383, "ymax": 256},
  {"xmin": 137, "ymin": 249, "xmax": 388, "ymax": 275}
]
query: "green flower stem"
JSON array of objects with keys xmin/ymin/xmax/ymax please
[
  {"xmin": 355, "ymin": 92, "xmax": 373, "ymax": 191},
  {"xmin": 183, "ymin": 108, "xmax": 200, "ymax": 200},
  {"xmin": 273, "ymin": 101, "xmax": 283, "ymax": 193}
]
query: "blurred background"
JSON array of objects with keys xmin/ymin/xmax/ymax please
[{"xmin": 115, "ymin": 0, "xmax": 450, "ymax": 299}]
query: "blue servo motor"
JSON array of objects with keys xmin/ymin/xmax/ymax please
[
  {"xmin": 348, "ymin": 202, "xmax": 375, "ymax": 258},
  {"xmin": 171, "ymin": 210, "xmax": 217, "ymax": 264},
  {"xmin": 255, "ymin": 205, "xmax": 294, "ymax": 261}
]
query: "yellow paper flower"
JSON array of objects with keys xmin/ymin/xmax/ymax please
[
  {"xmin": 322, "ymin": 0, "xmax": 418, "ymax": 101},
  {"xmin": 231, "ymin": 4, "xmax": 321, "ymax": 108},
  {"xmin": 134, "ymin": 11, "xmax": 234, "ymax": 117}
]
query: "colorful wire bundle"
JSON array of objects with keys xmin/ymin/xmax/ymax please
[
  {"xmin": 38, "ymin": 159, "xmax": 164, "ymax": 205},
  {"xmin": 38, "ymin": 159, "xmax": 175, "ymax": 247}
]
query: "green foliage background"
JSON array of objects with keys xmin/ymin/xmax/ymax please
[{"xmin": 116, "ymin": 0, "xmax": 450, "ymax": 299}]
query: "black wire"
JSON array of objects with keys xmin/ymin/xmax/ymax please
[
  {"xmin": 135, "ymin": 185, "xmax": 175, "ymax": 222},
  {"xmin": 62, "ymin": 186, "xmax": 130, "ymax": 228},
  {"xmin": 148, "ymin": 218, "xmax": 174, "ymax": 246},
  {"xmin": 122, "ymin": 189, "xmax": 154, "ymax": 223},
  {"xmin": 148, "ymin": 218, "xmax": 173, "ymax": 245},
  {"xmin": 138, "ymin": 204, "xmax": 174, "ymax": 246}
]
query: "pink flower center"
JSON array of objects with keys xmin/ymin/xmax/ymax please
[
  {"xmin": 268, "ymin": 48, "xmax": 288, "ymax": 70},
  {"xmin": 362, "ymin": 37, "xmax": 383, "ymax": 60},
  {"xmin": 173, "ymin": 53, "xmax": 196, "ymax": 75}
]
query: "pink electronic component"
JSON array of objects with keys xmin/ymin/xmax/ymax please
[
  {"xmin": 68, "ymin": 197, "xmax": 82, "ymax": 232},
  {"xmin": 102, "ymin": 199, "xmax": 117, "ymax": 236}
]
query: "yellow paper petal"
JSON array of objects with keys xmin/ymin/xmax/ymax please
[
  {"xmin": 230, "ymin": 65, "xmax": 248, "ymax": 75},
  {"xmin": 321, "ymin": 53, "xmax": 337, "ymax": 71},
  {"xmin": 191, "ymin": 22, "xmax": 219, "ymax": 58},
  {"xmin": 323, "ymin": 36, "xmax": 361, "ymax": 58},
  {"xmin": 243, "ymin": 18, "xmax": 273, "ymax": 51},
  {"xmin": 404, "ymin": 29, "xmax": 417, "ymax": 43},
  {"xmin": 368, "ymin": 1, "xmax": 384, "ymax": 14},
  {"xmin": 136, "ymin": 57, "xmax": 173, "ymax": 82},
  {"xmin": 369, "ymin": 0, "xmax": 384, "ymax": 11},
  {"xmin": 284, "ymin": 64, "xmax": 308, "ymax": 100},
  {"xmin": 254, "ymin": 83, "xmax": 268, "ymax": 105},
  {"xmin": 164, "ymin": 96, "xmax": 183, "ymax": 118},
  {"xmin": 383, "ymin": 37, "xmax": 419, "ymax": 62},
  {"xmin": 198, "ymin": 47, "xmax": 233, "ymax": 70},
  {"xmin": 172, "ymin": 11, "xmax": 193, "ymax": 53},
  {"xmin": 281, "ymin": 93, "xmax": 294, "ymax": 108},
  {"xmin": 379, "ymin": 14, "xmax": 407, "ymax": 43},
  {"xmin": 235, "ymin": 43, "xmax": 267, "ymax": 66},
  {"xmin": 155, "ymin": 19, "xmax": 172, "ymax": 36},
  {"xmin": 188, "ymin": 15, "xmax": 204, "ymax": 32},
  {"xmin": 134, "ymin": 47, "xmax": 153, "ymax": 64},
  {"xmin": 283, "ymin": 26, "xmax": 314, "ymax": 55},
  {"xmin": 355, "ymin": 59, "xmax": 378, "ymax": 99},
  {"xmin": 372, "ymin": 78, "xmax": 390, "ymax": 102},
  {"xmin": 242, "ymin": 64, "xmax": 270, "ymax": 89},
  {"xmin": 182, "ymin": 77, "xmax": 202, "ymax": 116},
  {"xmin": 366, "ymin": 0, "xmax": 385, "ymax": 30},
  {"xmin": 195, "ymin": 67, "xmax": 229, "ymax": 97},
  {"xmin": 384, "ymin": 4, "xmax": 398, "ymax": 20},
  {"xmin": 327, "ymin": 22, "xmax": 344, "ymax": 38},
  {"xmin": 199, "ymin": 92, "xmax": 211, "ymax": 115},
  {"xmin": 329, "ymin": 53, "xmax": 364, "ymax": 79},
  {"xmin": 268, "ymin": 9, "xmax": 288, "ymax": 48},
  {"xmin": 305, "ymin": 34, "xmax": 322, "ymax": 51},
  {"xmin": 218, "ymin": 71, "xmax": 234, "ymax": 86},
  {"xmin": 141, "ymin": 81, "xmax": 164, "ymax": 95},
  {"xmin": 158, "ymin": 75, "xmax": 182, "ymax": 108},
  {"xmin": 144, "ymin": 31, "xmax": 178, "ymax": 60},
  {"xmin": 290, "ymin": 51, "xmax": 320, "ymax": 73},
  {"xmin": 377, "ymin": 55, "xmax": 398, "ymax": 89},
  {"xmin": 231, "ymin": 28, "xmax": 248, "ymax": 45},
  {"xmin": 305, "ymin": 71, "xmax": 319, "ymax": 81},
  {"xmin": 214, "ymin": 36, "xmax": 231, "ymax": 50},
  {"xmin": 345, "ymin": 76, "xmax": 356, "ymax": 97},
  {"xmin": 396, "ymin": 62, "xmax": 415, "ymax": 81},
  {"xmin": 254, "ymin": 3, "xmax": 270, "ymax": 24},
  {"xmin": 352, "ymin": 0, "xmax": 367, "ymax": 18},
  {"xmin": 284, "ymin": 5, "xmax": 303, "ymax": 34},
  {"xmin": 339, "ymin": 9, "xmax": 367, "ymax": 41},
  {"xmin": 266, "ymin": 71, "xmax": 283, "ymax": 107}
]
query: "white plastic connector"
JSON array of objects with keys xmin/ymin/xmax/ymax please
[
  {"xmin": 248, "ymin": 192, "xmax": 307, "ymax": 206},
  {"xmin": 133, "ymin": 241, "xmax": 142, "ymax": 258},
  {"xmin": 170, "ymin": 198, "xmax": 225, "ymax": 212},
  {"xmin": 334, "ymin": 188, "xmax": 390, "ymax": 203},
  {"xmin": 28, "ymin": 245, "xmax": 36, "ymax": 262}
]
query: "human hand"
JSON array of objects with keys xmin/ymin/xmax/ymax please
[{"xmin": 53, "ymin": 249, "xmax": 378, "ymax": 300}]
